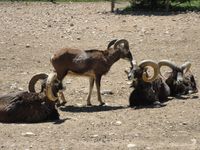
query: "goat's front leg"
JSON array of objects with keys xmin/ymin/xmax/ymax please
[
  {"xmin": 58, "ymin": 91, "xmax": 67, "ymax": 106},
  {"xmin": 86, "ymin": 77, "xmax": 94, "ymax": 106},
  {"xmin": 95, "ymin": 75, "xmax": 105, "ymax": 106},
  {"xmin": 56, "ymin": 81, "xmax": 67, "ymax": 107}
]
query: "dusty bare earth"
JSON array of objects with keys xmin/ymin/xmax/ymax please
[{"xmin": 0, "ymin": 2, "xmax": 200, "ymax": 150}]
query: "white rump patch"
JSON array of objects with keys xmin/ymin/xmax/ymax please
[{"xmin": 73, "ymin": 52, "xmax": 89, "ymax": 63}]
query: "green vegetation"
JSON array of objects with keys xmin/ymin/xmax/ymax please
[
  {"xmin": 0, "ymin": 0, "xmax": 199, "ymax": 11},
  {"xmin": 0, "ymin": 0, "xmax": 108, "ymax": 2},
  {"xmin": 127, "ymin": 0, "xmax": 200, "ymax": 11},
  {"xmin": 171, "ymin": 0, "xmax": 200, "ymax": 11}
]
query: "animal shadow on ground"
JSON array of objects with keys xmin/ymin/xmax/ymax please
[
  {"xmin": 131, "ymin": 102, "xmax": 168, "ymax": 110},
  {"xmin": 53, "ymin": 118, "xmax": 69, "ymax": 125},
  {"xmin": 175, "ymin": 94, "xmax": 199, "ymax": 100},
  {"xmin": 112, "ymin": 7, "xmax": 200, "ymax": 16},
  {"xmin": 59, "ymin": 104, "xmax": 127, "ymax": 113},
  {"xmin": 0, "ymin": 118, "xmax": 68, "ymax": 125},
  {"xmin": 131, "ymin": 94, "xmax": 199, "ymax": 110}
]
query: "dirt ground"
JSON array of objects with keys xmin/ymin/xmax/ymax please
[{"xmin": 0, "ymin": 2, "xmax": 200, "ymax": 150}]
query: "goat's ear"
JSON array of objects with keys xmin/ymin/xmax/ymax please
[{"xmin": 107, "ymin": 39, "xmax": 118, "ymax": 49}]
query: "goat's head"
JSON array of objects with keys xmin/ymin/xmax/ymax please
[
  {"xmin": 158, "ymin": 60, "xmax": 191, "ymax": 84},
  {"xmin": 158, "ymin": 60, "xmax": 197, "ymax": 95},
  {"xmin": 126, "ymin": 60, "xmax": 159, "ymax": 84},
  {"xmin": 45, "ymin": 72, "xmax": 62, "ymax": 101},
  {"xmin": 28, "ymin": 73, "xmax": 62, "ymax": 101},
  {"xmin": 107, "ymin": 39, "xmax": 133, "ymax": 63}
]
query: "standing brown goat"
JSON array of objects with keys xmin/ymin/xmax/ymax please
[{"xmin": 46, "ymin": 39, "xmax": 134, "ymax": 106}]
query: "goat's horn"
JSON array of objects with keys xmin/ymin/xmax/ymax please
[
  {"xmin": 158, "ymin": 60, "xmax": 178, "ymax": 77},
  {"xmin": 158, "ymin": 60, "xmax": 178, "ymax": 70},
  {"xmin": 180, "ymin": 61, "xmax": 191, "ymax": 73},
  {"xmin": 139, "ymin": 60, "xmax": 159, "ymax": 82},
  {"xmin": 107, "ymin": 39, "xmax": 118, "ymax": 49},
  {"xmin": 28, "ymin": 73, "xmax": 48, "ymax": 93},
  {"xmin": 113, "ymin": 39, "xmax": 129, "ymax": 50},
  {"xmin": 45, "ymin": 72, "xmax": 58, "ymax": 101}
]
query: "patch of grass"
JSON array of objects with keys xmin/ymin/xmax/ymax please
[
  {"xmin": 122, "ymin": 4, "xmax": 133, "ymax": 12},
  {"xmin": 122, "ymin": 0, "xmax": 200, "ymax": 12},
  {"xmin": 171, "ymin": 0, "xmax": 200, "ymax": 11},
  {"xmin": 58, "ymin": 0, "xmax": 107, "ymax": 2},
  {"xmin": 0, "ymin": 0, "xmax": 108, "ymax": 2}
]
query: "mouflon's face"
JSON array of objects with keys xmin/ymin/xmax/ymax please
[
  {"xmin": 173, "ymin": 69, "xmax": 184, "ymax": 84},
  {"xmin": 113, "ymin": 39, "xmax": 133, "ymax": 62},
  {"xmin": 127, "ymin": 66, "xmax": 146, "ymax": 81},
  {"xmin": 119, "ymin": 43, "xmax": 133, "ymax": 62}
]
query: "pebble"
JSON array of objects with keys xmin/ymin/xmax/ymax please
[
  {"xmin": 101, "ymin": 90, "xmax": 113, "ymax": 95},
  {"xmin": 181, "ymin": 122, "xmax": 188, "ymax": 125},
  {"xmin": 21, "ymin": 132, "xmax": 35, "ymax": 137},
  {"xmin": 191, "ymin": 138, "xmax": 197, "ymax": 144},
  {"xmin": 127, "ymin": 81, "xmax": 132, "ymax": 85},
  {"xmin": 133, "ymin": 24, "xmax": 137, "ymax": 28},
  {"xmin": 0, "ymin": 57, "xmax": 6, "ymax": 60},
  {"xmin": 26, "ymin": 44, "xmax": 30, "ymax": 48},
  {"xmin": 66, "ymin": 80, "xmax": 72, "ymax": 84},
  {"xmin": 76, "ymin": 103, "xmax": 83, "ymax": 107},
  {"xmin": 10, "ymin": 83, "xmax": 17, "ymax": 90},
  {"xmin": 91, "ymin": 134, "xmax": 98, "ymax": 138},
  {"xmin": 115, "ymin": 121, "xmax": 122, "ymax": 126},
  {"xmin": 18, "ymin": 87, "xmax": 24, "ymax": 91},
  {"xmin": 127, "ymin": 143, "xmax": 136, "ymax": 148},
  {"xmin": 70, "ymin": 23, "xmax": 74, "ymax": 27},
  {"xmin": 20, "ymin": 72, "xmax": 28, "ymax": 75}
]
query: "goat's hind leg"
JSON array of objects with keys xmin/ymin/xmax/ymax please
[{"xmin": 86, "ymin": 77, "xmax": 95, "ymax": 106}]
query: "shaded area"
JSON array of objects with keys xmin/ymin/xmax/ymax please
[
  {"xmin": 114, "ymin": 0, "xmax": 200, "ymax": 16},
  {"xmin": 114, "ymin": 9, "xmax": 196, "ymax": 16},
  {"xmin": 1, "ymin": 118, "xmax": 67, "ymax": 124},
  {"xmin": 53, "ymin": 118, "xmax": 69, "ymax": 124},
  {"xmin": 175, "ymin": 94, "xmax": 199, "ymax": 100},
  {"xmin": 59, "ymin": 104, "xmax": 127, "ymax": 113},
  {"xmin": 130, "ymin": 101, "xmax": 168, "ymax": 109}
]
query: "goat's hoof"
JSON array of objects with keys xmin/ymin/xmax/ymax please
[
  {"xmin": 87, "ymin": 103, "xmax": 92, "ymax": 106},
  {"xmin": 99, "ymin": 102, "xmax": 105, "ymax": 106},
  {"xmin": 61, "ymin": 101, "xmax": 67, "ymax": 106},
  {"xmin": 152, "ymin": 101, "xmax": 166, "ymax": 108},
  {"xmin": 56, "ymin": 102, "xmax": 66, "ymax": 107}
]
